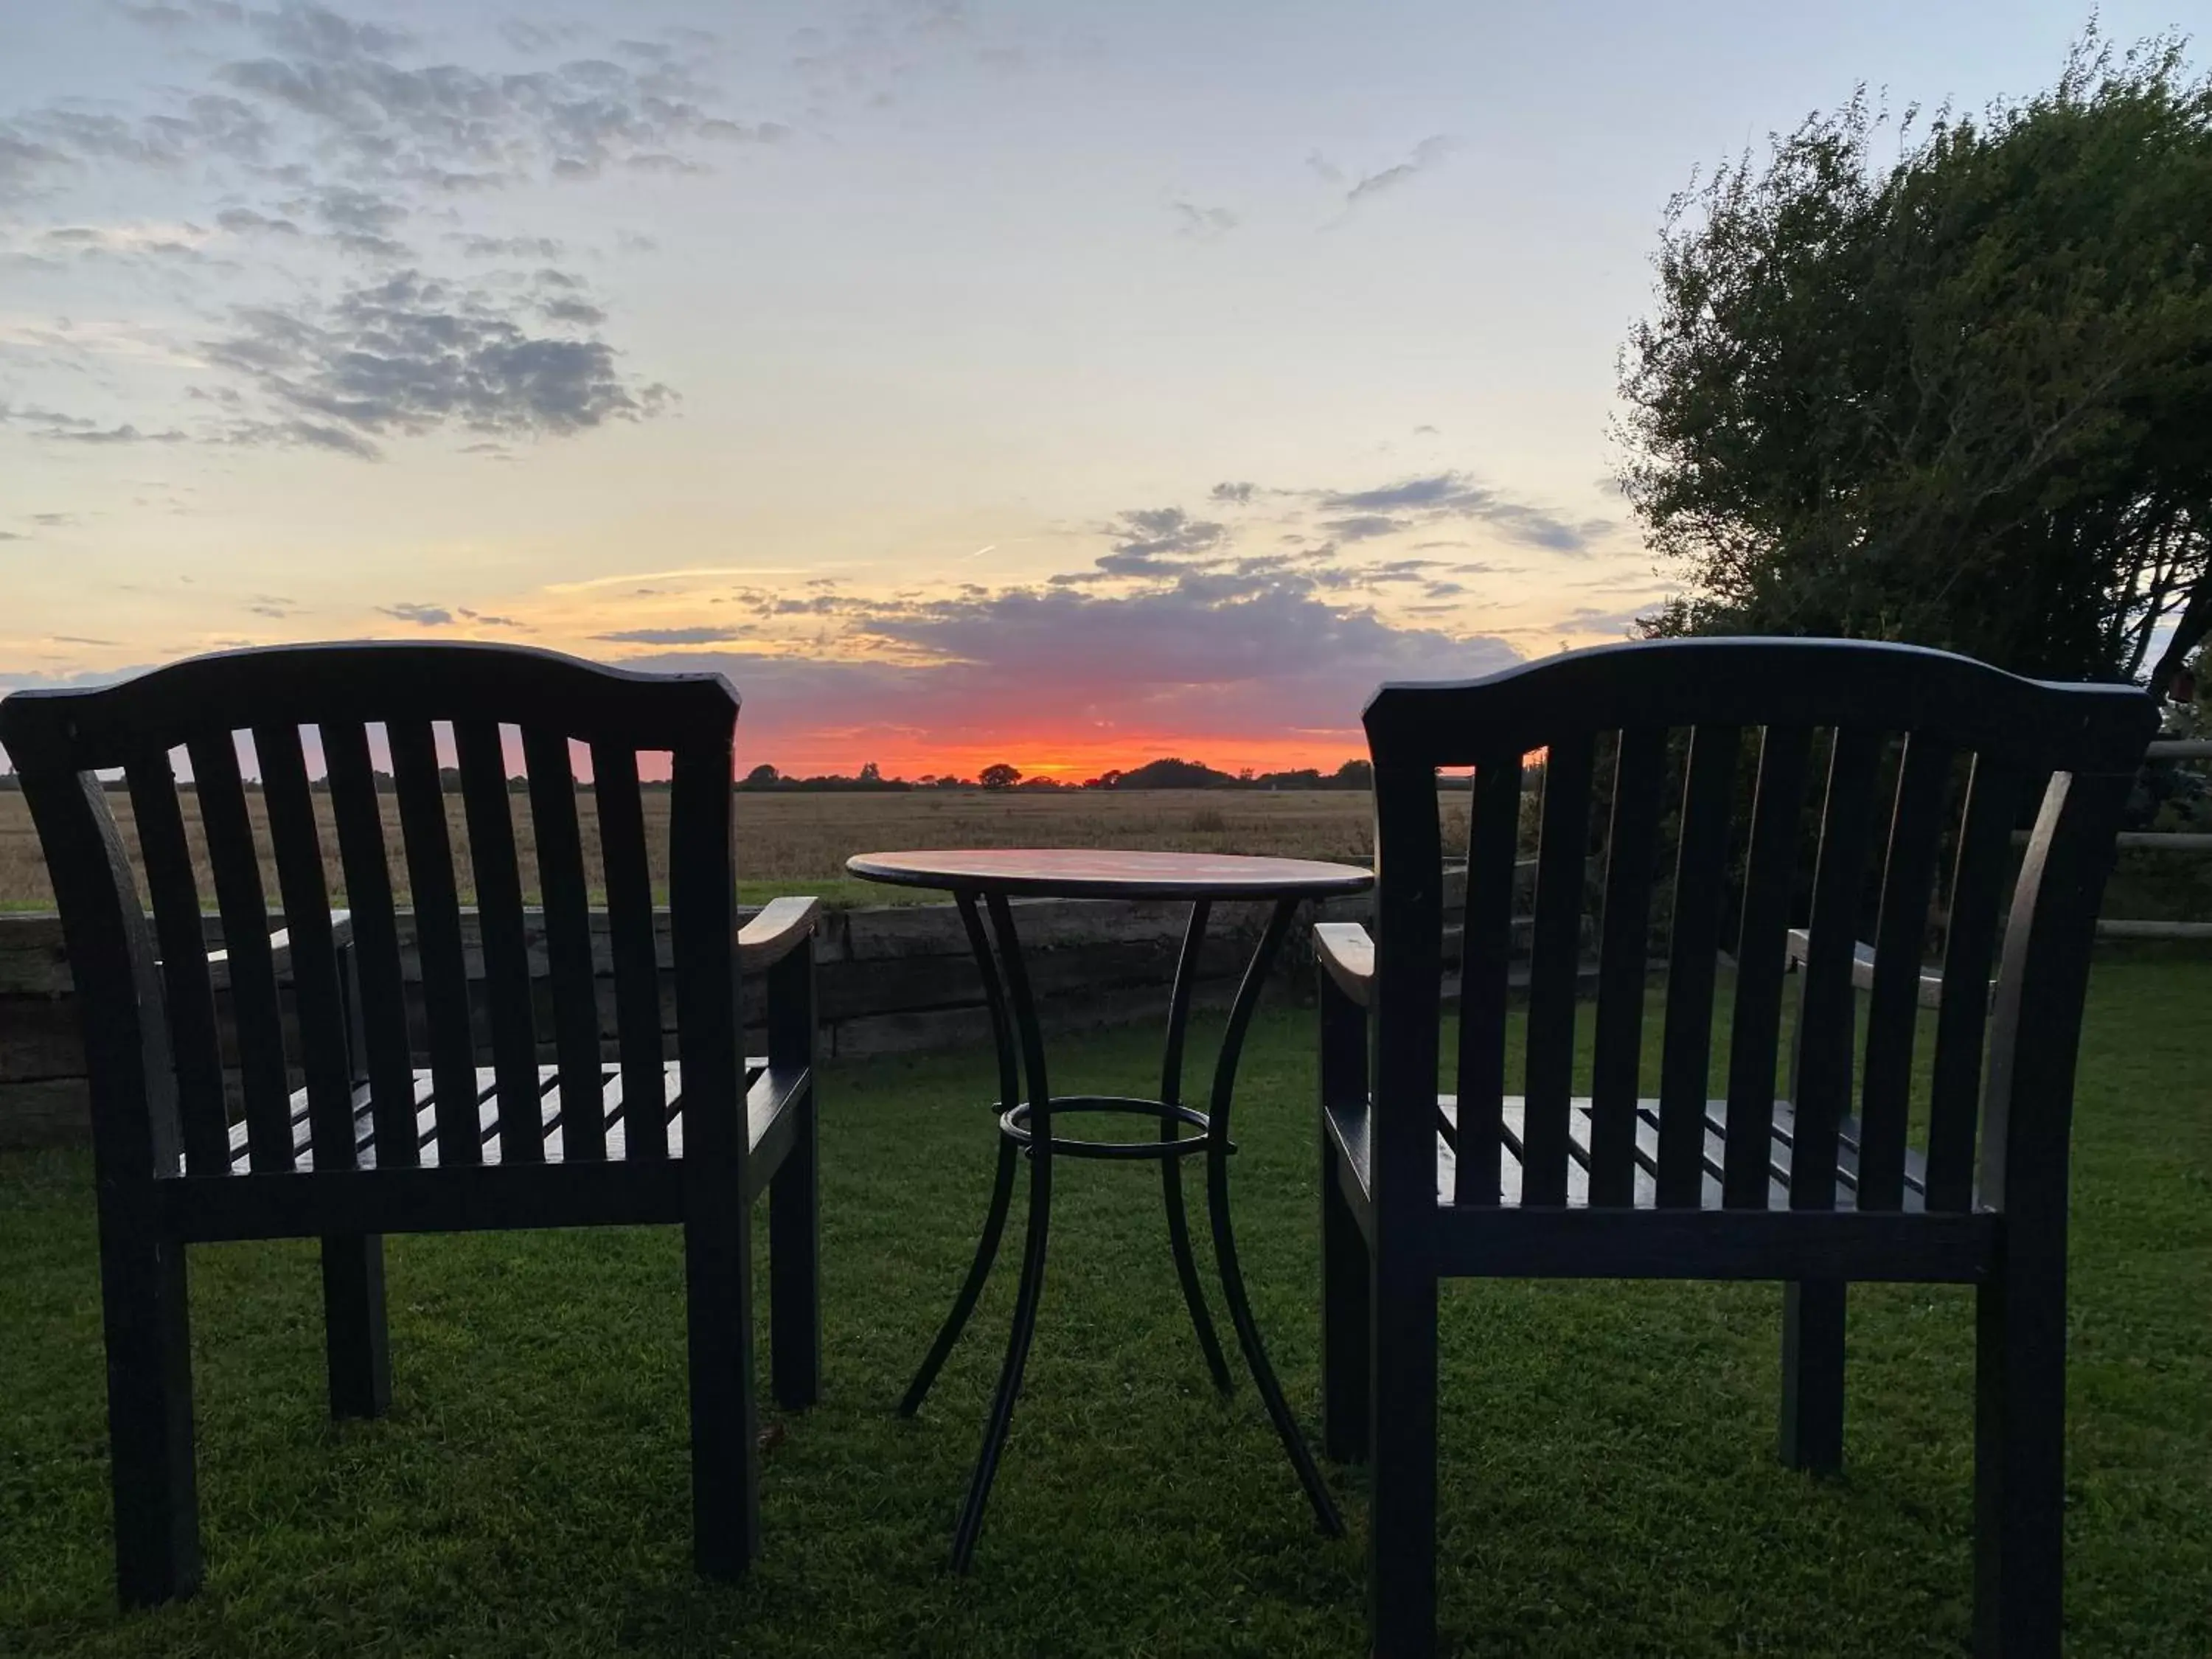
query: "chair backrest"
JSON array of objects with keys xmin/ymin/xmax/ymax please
[
  {"xmin": 1361, "ymin": 638, "xmax": 2154, "ymax": 1221},
  {"xmin": 0, "ymin": 642, "xmax": 743, "ymax": 1183}
]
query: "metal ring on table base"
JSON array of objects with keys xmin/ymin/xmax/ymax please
[{"xmin": 998, "ymin": 1096, "xmax": 1222, "ymax": 1160}]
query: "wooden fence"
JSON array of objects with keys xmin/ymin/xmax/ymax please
[
  {"xmin": 0, "ymin": 882, "xmax": 1447, "ymax": 1147},
  {"xmin": 2097, "ymin": 737, "xmax": 2212, "ymax": 942}
]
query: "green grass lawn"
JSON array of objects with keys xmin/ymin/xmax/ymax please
[{"xmin": 3, "ymin": 953, "xmax": 2208, "ymax": 1657}]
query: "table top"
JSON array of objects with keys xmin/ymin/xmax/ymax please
[{"xmin": 845, "ymin": 847, "xmax": 1374, "ymax": 901}]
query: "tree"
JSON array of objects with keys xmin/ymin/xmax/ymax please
[
  {"xmin": 858, "ymin": 761, "xmax": 881, "ymax": 785},
  {"xmin": 1617, "ymin": 32, "xmax": 2212, "ymax": 692},
  {"xmin": 978, "ymin": 762, "xmax": 1021, "ymax": 790},
  {"xmin": 740, "ymin": 763, "xmax": 780, "ymax": 790}
]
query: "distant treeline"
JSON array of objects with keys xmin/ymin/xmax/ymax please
[{"xmin": 737, "ymin": 757, "xmax": 1377, "ymax": 792}]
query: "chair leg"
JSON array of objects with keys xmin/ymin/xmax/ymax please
[
  {"xmin": 769, "ymin": 1081, "xmax": 821, "ymax": 1412},
  {"xmin": 98, "ymin": 1218, "xmax": 201, "ymax": 1607},
  {"xmin": 685, "ymin": 1196, "xmax": 760, "ymax": 1580},
  {"xmin": 321, "ymin": 1234, "xmax": 391, "ymax": 1420},
  {"xmin": 1778, "ymin": 1279, "xmax": 1846, "ymax": 1473},
  {"xmin": 1368, "ymin": 1254, "xmax": 1437, "ymax": 1658},
  {"xmin": 1972, "ymin": 1253, "xmax": 2066, "ymax": 1658},
  {"xmin": 1320, "ymin": 1133, "xmax": 1370, "ymax": 1464}
]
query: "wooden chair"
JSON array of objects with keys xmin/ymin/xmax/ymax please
[
  {"xmin": 1310, "ymin": 638, "xmax": 2153, "ymax": 1657},
  {"xmin": 0, "ymin": 641, "xmax": 823, "ymax": 1607}
]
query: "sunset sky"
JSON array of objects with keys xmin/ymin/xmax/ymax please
[{"xmin": 0, "ymin": 1, "xmax": 2180, "ymax": 777}]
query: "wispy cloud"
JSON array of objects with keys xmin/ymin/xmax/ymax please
[
  {"xmin": 547, "ymin": 566, "xmax": 822, "ymax": 593},
  {"xmin": 1343, "ymin": 135, "xmax": 1455, "ymax": 205},
  {"xmin": 1318, "ymin": 472, "xmax": 1608, "ymax": 552},
  {"xmin": 594, "ymin": 625, "xmax": 747, "ymax": 644},
  {"xmin": 1169, "ymin": 200, "xmax": 1238, "ymax": 239}
]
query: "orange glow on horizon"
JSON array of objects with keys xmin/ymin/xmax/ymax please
[{"xmin": 746, "ymin": 729, "xmax": 1370, "ymax": 782}]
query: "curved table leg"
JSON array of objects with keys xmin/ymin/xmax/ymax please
[
  {"xmin": 950, "ymin": 893, "xmax": 1056, "ymax": 1572},
  {"xmin": 901, "ymin": 1135, "xmax": 1018, "ymax": 1417},
  {"xmin": 1161, "ymin": 898, "xmax": 1234, "ymax": 1394},
  {"xmin": 902, "ymin": 893, "xmax": 1025, "ymax": 1417},
  {"xmin": 1206, "ymin": 897, "xmax": 1346, "ymax": 1535}
]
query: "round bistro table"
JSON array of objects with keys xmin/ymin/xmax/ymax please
[{"xmin": 845, "ymin": 848, "xmax": 1374, "ymax": 1569}]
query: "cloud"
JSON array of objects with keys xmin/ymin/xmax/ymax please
[
  {"xmin": 205, "ymin": 269, "xmax": 671, "ymax": 456},
  {"xmin": 217, "ymin": 206, "xmax": 301, "ymax": 235},
  {"xmin": 700, "ymin": 118, "xmax": 792, "ymax": 144},
  {"xmin": 612, "ymin": 583, "xmax": 1518, "ymax": 755},
  {"xmin": 1210, "ymin": 481, "xmax": 1256, "ymax": 504},
  {"xmin": 1169, "ymin": 200, "xmax": 1237, "ymax": 239},
  {"xmin": 1320, "ymin": 472, "xmax": 1608, "ymax": 552},
  {"xmin": 1, "ymin": 91, "xmax": 271, "ymax": 201},
  {"xmin": 49, "ymin": 422, "xmax": 192, "ymax": 445},
  {"xmin": 1094, "ymin": 507, "xmax": 1228, "ymax": 577},
  {"xmin": 1321, "ymin": 513, "xmax": 1402, "ymax": 542},
  {"xmin": 594, "ymin": 625, "xmax": 747, "ymax": 644},
  {"xmin": 1343, "ymin": 135, "xmax": 1455, "ymax": 205},
  {"xmin": 0, "ymin": 4, "xmax": 765, "ymax": 459},
  {"xmin": 204, "ymin": 25, "xmax": 757, "ymax": 190},
  {"xmin": 450, "ymin": 233, "xmax": 564, "ymax": 258},
  {"xmin": 26, "ymin": 221, "xmax": 215, "ymax": 263},
  {"xmin": 378, "ymin": 601, "xmax": 451, "ymax": 625},
  {"xmin": 540, "ymin": 296, "xmax": 607, "ymax": 326},
  {"xmin": 112, "ymin": 4, "xmax": 206, "ymax": 32}
]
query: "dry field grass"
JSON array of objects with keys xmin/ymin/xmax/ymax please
[{"xmin": 0, "ymin": 789, "xmax": 1431, "ymax": 911}]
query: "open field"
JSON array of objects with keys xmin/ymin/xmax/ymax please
[
  {"xmin": 2, "ymin": 950, "xmax": 2206, "ymax": 1656},
  {"xmin": 0, "ymin": 790, "xmax": 1410, "ymax": 912},
  {"xmin": 5, "ymin": 785, "xmax": 2203, "ymax": 923}
]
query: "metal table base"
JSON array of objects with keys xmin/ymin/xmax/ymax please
[{"xmin": 897, "ymin": 891, "xmax": 1344, "ymax": 1570}]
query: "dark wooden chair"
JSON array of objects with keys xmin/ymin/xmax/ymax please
[
  {"xmin": 0, "ymin": 641, "xmax": 823, "ymax": 1607},
  {"xmin": 1310, "ymin": 638, "xmax": 2154, "ymax": 1657}
]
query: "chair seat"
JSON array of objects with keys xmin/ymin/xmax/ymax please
[
  {"xmin": 1328, "ymin": 1094, "xmax": 1938, "ymax": 1213},
  {"xmin": 219, "ymin": 1059, "xmax": 782, "ymax": 1172}
]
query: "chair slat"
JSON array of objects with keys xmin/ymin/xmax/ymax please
[
  {"xmin": 1856, "ymin": 734, "xmax": 1954, "ymax": 1209},
  {"xmin": 1521, "ymin": 733, "xmax": 1595, "ymax": 1207},
  {"xmin": 669, "ymin": 740, "xmax": 741, "ymax": 1164},
  {"xmin": 1925, "ymin": 757, "xmax": 2025, "ymax": 1211},
  {"xmin": 1658, "ymin": 726, "xmax": 1737, "ymax": 1207},
  {"xmin": 1722, "ymin": 725, "xmax": 1812, "ymax": 1208},
  {"xmin": 456, "ymin": 720, "xmax": 543, "ymax": 1164},
  {"xmin": 255, "ymin": 723, "xmax": 357, "ymax": 1172},
  {"xmin": 389, "ymin": 720, "xmax": 481, "ymax": 1165},
  {"xmin": 1588, "ymin": 726, "xmax": 1665, "ymax": 1207},
  {"xmin": 1452, "ymin": 756, "xmax": 1522, "ymax": 1206},
  {"xmin": 593, "ymin": 742, "xmax": 667, "ymax": 1158},
  {"xmin": 124, "ymin": 752, "xmax": 230, "ymax": 1175},
  {"xmin": 1787, "ymin": 726, "xmax": 1884, "ymax": 1211},
  {"xmin": 524, "ymin": 729, "xmax": 606, "ymax": 1161},
  {"xmin": 323, "ymin": 722, "xmax": 418, "ymax": 1166},
  {"xmin": 186, "ymin": 730, "xmax": 293, "ymax": 1172}
]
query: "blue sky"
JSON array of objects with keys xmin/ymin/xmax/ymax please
[{"xmin": 0, "ymin": 1, "xmax": 2188, "ymax": 773}]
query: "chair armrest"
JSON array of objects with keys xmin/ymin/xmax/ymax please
[
  {"xmin": 205, "ymin": 910, "xmax": 351, "ymax": 987},
  {"xmin": 1313, "ymin": 921, "xmax": 1373, "ymax": 1007},
  {"xmin": 738, "ymin": 896, "xmax": 821, "ymax": 973},
  {"xmin": 1784, "ymin": 925, "xmax": 1960, "ymax": 1011}
]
